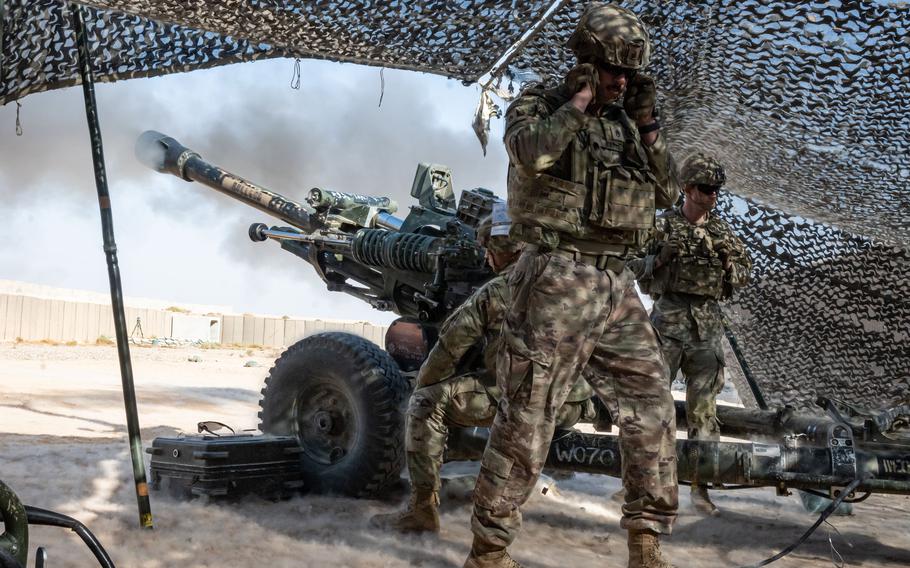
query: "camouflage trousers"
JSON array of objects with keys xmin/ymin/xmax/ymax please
[
  {"xmin": 471, "ymin": 250, "xmax": 678, "ymax": 551},
  {"xmin": 660, "ymin": 334, "xmax": 725, "ymax": 442},
  {"xmin": 406, "ymin": 374, "xmax": 588, "ymax": 492}
]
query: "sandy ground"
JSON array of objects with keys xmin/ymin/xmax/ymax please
[{"xmin": 1, "ymin": 342, "xmax": 908, "ymax": 568}]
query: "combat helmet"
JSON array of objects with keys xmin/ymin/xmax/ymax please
[
  {"xmin": 680, "ymin": 153, "xmax": 727, "ymax": 187},
  {"xmin": 567, "ymin": 3, "xmax": 651, "ymax": 70}
]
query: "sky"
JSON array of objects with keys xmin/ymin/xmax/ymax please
[{"xmin": 0, "ymin": 59, "xmax": 509, "ymax": 325}]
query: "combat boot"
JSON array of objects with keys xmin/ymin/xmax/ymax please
[
  {"xmin": 463, "ymin": 549, "xmax": 524, "ymax": 568},
  {"xmin": 690, "ymin": 485, "xmax": 720, "ymax": 517},
  {"xmin": 369, "ymin": 489, "xmax": 440, "ymax": 533},
  {"xmin": 627, "ymin": 529, "xmax": 673, "ymax": 568}
]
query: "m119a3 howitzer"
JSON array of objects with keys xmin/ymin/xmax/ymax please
[
  {"xmin": 136, "ymin": 131, "xmax": 910, "ymax": 511},
  {"xmin": 136, "ymin": 130, "xmax": 501, "ymax": 495}
]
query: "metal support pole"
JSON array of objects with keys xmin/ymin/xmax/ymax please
[
  {"xmin": 70, "ymin": 3, "xmax": 153, "ymax": 529},
  {"xmin": 724, "ymin": 322, "xmax": 769, "ymax": 410}
]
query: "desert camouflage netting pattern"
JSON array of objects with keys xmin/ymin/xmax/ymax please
[
  {"xmin": 1, "ymin": 0, "xmax": 907, "ymax": 410},
  {"xmin": 0, "ymin": 0, "xmax": 552, "ymax": 103},
  {"xmin": 719, "ymin": 196, "xmax": 909, "ymax": 410}
]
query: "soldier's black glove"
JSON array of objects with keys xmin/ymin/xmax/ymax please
[
  {"xmin": 656, "ymin": 241, "xmax": 679, "ymax": 268},
  {"xmin": 565, "ymin": 63, "xmax": 600, "ymax": 95},
  {"xmin": 623, "ymin": 73, "xmax": 657, "ymax": 123},
  {"xmin": 715, "ymin": 242, "xmax": 734, "ymax": 271}
]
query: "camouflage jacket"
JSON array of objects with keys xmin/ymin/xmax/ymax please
[
  {"xmin": 632, "ymin": 207, "xmax": 752, "ymax": 341},
  {"xmin": 417, "ymin": 263, "xmax": 593, "ymax": 402},
  {"xmin": 417, "ymin": 265, "xmax": 514, "ymax": 388},
  {"xmin": 503, "ymin": 83, "xmax": 678, "ymax": 253}
]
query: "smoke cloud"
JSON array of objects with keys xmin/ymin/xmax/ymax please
[{"xmin": 0, "ymin": 59, "xmax": 508, "ymax": 321}]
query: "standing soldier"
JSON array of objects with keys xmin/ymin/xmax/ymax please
[
  {"xmin": 633, "ymin": 154, "xmax": 752, "ymax": 516},
  {"xmin": 371, "ymin": 206, "xmax": 594, "ymax": 534},
  {"xmin": 465, "ymin": 4, "xmax": 679, "ymax": 568}
]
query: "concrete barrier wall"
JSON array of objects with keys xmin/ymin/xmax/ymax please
[
  {"xmin": 0, "ymin": 294, "xmax": 173, "ymax": 343},
  {"xmin": 0, "ymin": 293, "xmax": 386, "ymax": 348},
  {"xmin": 221, "ymin": 314, "xmax": 385, "ymax": 348}
]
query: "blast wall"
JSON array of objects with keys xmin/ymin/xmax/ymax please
[{"xmin": 0, "ymin": 292, "xmax": 386, "ymax": 348}]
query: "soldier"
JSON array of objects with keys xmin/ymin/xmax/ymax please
[
  {"xmin": 371, "ymin": 206, "xmax": 594, "ymax": 534},
  {"xmin": 465, "ymin": 4, "xmax": 679, "ymax": 568},
  {"xmin": 633, "ymin": 153, "xmax": 752, "ymax": 516}
]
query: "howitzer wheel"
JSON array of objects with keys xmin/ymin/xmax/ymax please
[{"xmin": 258, "ymin": 332, "xmax": 410, "ymax": 498}]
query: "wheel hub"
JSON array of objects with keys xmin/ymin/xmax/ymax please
[
  {"xmin": 314, "ymin": 410, "xmax": 335, "ymax": 433},
  {"xmin": 295, "ymin": 382, "xmax": 358, "ymax": 466}
]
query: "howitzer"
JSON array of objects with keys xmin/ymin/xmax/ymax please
[
  {"xmin": 136, "ymin": 131, "xmax": 509, "ymax": 496},
  {"xmin": 137, "ymin": 131, "xmax": 910, "ymax": 510}
]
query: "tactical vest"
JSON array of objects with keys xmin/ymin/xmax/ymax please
[
  {"xmin": 661, "ymin": 213, "xmax": 728, "ymax": 299},
  {"xmin": 508, "ymin": 90, "xmax": 656, "ymax": 251}
]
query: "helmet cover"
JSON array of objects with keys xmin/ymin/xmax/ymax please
[
  {"xmin": 567, "ymin": 3, "xmax": 651, "ymax": 70},
  {"xmin": 680, "ymin": 153, "xmax": 727, "ymax": 187}
]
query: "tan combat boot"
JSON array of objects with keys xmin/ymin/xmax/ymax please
[
  {"xmin": 369, "ymin": 489, "xmax": 440, "ymax": 533},
  {"xmin": 463, "ymin": 549, "xmax": 524, "ymax": 568},
  {"xmin": 690, "ymin": 485, "xmax": 720, "ymax": 517},
  {"xmin": 627, "ymin": 529, "xmax": 673, "ymax": 568}
]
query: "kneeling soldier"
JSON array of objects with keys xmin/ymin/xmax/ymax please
[{"xmin": 371, "ymin": 206, "xmax": 593, "ymax": 533}]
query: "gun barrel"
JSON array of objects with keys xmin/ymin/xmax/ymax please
[{"xmin": 136, "ymin": 131, "xmax": 316, "ymax": 232}]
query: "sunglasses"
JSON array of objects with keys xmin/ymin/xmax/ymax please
[
  {"xmin": 599, "ymin": 63, "xmax": 637, "ymax": 79},
  {"xmin": 696, "ymin": 184, "xmax": 722, "ymax": 195}
]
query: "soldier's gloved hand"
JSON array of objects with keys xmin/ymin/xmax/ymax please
[
  {"xmin": 566, "ymin": 63, "xmax": 600, "ymax": 94},
  {"xmin": 565, "ymin": 63, "xmax": 598, "ymax": 111},
  {"xmin": 656, "ymin": 241, "xmax": 679, "ymax": 268},
  {"xmin": 623, "ymin": 73, "xmax": 657, "ymax": 123},
  {"xmin": 715, "ymin": 243, "xmax": 734, "ymax": 271}
]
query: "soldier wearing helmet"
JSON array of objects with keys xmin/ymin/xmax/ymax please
[
  {"xmin": 632, "ymin": 153, "xmax": 752, "ymax": 516},
  {"xmin": 466, "ymin": 3, "xmax": 680, "ymax": 568},
  {"xmin": 371, "ymin": 204, "xmax": 595, "ymax": 535}
]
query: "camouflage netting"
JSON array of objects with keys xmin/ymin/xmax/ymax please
[
  {"xmin": 1, "ymin": 0, "xmax": 908, "ymax": 410},
  {"xmin": 718, "ymin": 196, "xmax": 910, "ymax": 410},
  {"xmin": 0, "ymin": 0, "xmax": 553, "ymax": 103}
]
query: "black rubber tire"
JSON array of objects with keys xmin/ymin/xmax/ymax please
[{"xmin": 258, "ymin": 332, "xmax": 410, "ymax": 497}]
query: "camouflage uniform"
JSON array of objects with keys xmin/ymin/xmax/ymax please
[
  {"xmin": 408, "ymin": 265, "xmax": 594, "ymax": 494},
  {"xmin": 634, "ymin": 156, "xmax": 752, "ymax": 443},
  {"xmin": 470, "ymin": 56, "xmax": 679, "ymax": 566},
  {"xmin": 374, "ymin": 207, "xmax": 592, "ymax": 536}
]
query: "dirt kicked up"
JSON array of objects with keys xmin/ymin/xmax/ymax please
[{"xmin": 1, "ymin": 342, "xmax": 908, "ymax": 568}]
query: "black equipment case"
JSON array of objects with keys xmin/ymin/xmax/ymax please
[{"xmin": 147, "ymin": 434, "xmax": 304, "ymax": 500}]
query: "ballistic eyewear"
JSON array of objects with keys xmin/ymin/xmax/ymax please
[
  {"xmin": 599, "ymin": 63, "xmax": 637, "ymax": 79},
  {"xmin": 696, "ymin": 184, "xmax": 722, "ymax": 196}
]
